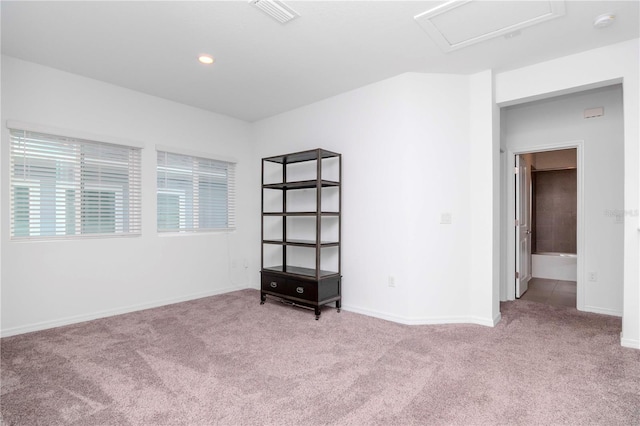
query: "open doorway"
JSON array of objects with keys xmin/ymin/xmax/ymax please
[
  {"xmin": 502, "ymin": 84, "xmax": 624, "ymax": 318},
  {"xmin": 516, "ymin": 149, "xmax": 578, "ymax": 308}
]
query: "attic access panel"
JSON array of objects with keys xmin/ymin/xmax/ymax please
[{"xmin": 414, "ymin": 0, "xmax": 566, "ymax": 52}]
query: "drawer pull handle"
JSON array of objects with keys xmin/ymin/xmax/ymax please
[
  {"xmin": 270, "ymin": 282, "xmax": 278, "ymax": 288},
  {"xmin": 296, "ymin": 287, "xmax": 304, "ymax": 294}
]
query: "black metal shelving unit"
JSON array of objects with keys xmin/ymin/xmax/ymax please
[{"xmin": 260, "ymin": 148, "xmax": 341, "ymax": 319}]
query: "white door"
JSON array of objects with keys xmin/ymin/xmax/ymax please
[{"xmin": 515, "ymin": 154, "xmax": 532, "ymax": 298}]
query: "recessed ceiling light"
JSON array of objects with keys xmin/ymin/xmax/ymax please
[
  {"xmin": 198, "ymin": 54, "xmax": 215, "ymax": 65},
  {"xmin": 593, "ymin": 13, "xmax": 615, "ymax": 28}
]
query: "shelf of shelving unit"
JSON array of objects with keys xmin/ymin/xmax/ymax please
[
  {"xmin": 262, "ymin": 238, "xmax": 340, "ymax": 247},
  {"xmin": 262, "ymin": 180, "xmax": 339, "ymax": 190},
  {"xmin": 260, "ymin": 148, "xmax": 341, "ymax": 319}
]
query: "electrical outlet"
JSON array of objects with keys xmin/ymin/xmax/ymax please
[
  {"xmin": 588, "ymin": 272, "xmax": 598, "ymax": 282},
  {"xmin": 388, "ymin": 276, "xmax": 396, "ymax": 288}
]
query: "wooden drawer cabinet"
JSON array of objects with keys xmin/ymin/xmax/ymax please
[{"xmin": 260, "ymin": 271, "xmax": 341, "ymax": 319}]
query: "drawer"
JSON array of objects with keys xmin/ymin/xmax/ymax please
[
  {"xmin": 287, "ymin": 279, "xmax": 317, "ymax": 302},
  {"xmin": 261, "ymin": 273, "xmax": 289, "ymax": 294}
]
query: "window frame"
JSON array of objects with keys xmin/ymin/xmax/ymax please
[
  {"xmin": 156, "ymin": 148, "xmax": 236, "ymax": 234},
  {"xmin": 8, "ymin": 123, "xmax": 143, "ymax": 241}
]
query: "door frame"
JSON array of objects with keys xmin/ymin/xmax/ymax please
[{"xmin": 504, "ymin": 140, "xmax": 585, "ymax": 310}]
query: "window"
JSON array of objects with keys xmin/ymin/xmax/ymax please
[
  {"xmin": 9, "ymin": 128, "xmax": 142, "ymax": 239},
  {"xmin": 157, "ymin": 150, "xmax": 235, "ymax": 232}
]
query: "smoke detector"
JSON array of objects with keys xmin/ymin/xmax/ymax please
[{"xmin": 249, "ymin": 0, "xmax": 300, "ymax": 24}]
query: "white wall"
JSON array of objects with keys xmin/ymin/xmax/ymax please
[
  {"xmin": 253, "ymin": 72, "xmax": 496, "ymax": 326},
  {"xmin": 468, "ymin": 70, "xmax": 501, "ymax": 324},
  {"xmin": 503, "ymin": 85, "xmax": 624, "ymax": 315},
  {"xmin": 1, "ymin": 56, "xmax": 255, "ymax": 336},
  {"xmin": 496, "ymin": 39, "xmax": 640, "ymax": 348}
]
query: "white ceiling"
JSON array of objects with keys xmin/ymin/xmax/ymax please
[{"xmin": 2, "ymin": 1, "xmax": 638, "ymax": 122}]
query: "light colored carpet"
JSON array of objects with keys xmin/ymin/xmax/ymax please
[{"xmin": 1, "ymin": 289, "xmax": 639, "ymax": 425}]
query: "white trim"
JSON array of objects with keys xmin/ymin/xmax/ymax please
[
  {"xmin": 584, "ymin": 305, "xmax": 622, "ymax": 317},
  {"xmin": 497, "ymin": 78, "xmax": 623, "ymax": 108},
  {"xmin": 158, "ymin": 228, "xmax": 236, "ymax": 237},
  {"xmin": 9, "ymin": 233, "xmax": 142, "ymax": 243},
  {"xmin": 0, "ymin": 285, "xmax": 247, "ymax": 338},
  {"xmin": 342, "ymin": 304, "xmax": 500, "ymax": 327},
  {"xmin": 505, "ymin": 140, "xmax": 585, "ymax": 311},
  {"xmin": 6, "ymin": 120, "xmax": 145, "ymax": 149},
  {"xmin": 500, "ymin": 149, "xmax": 509, "ymax": 301},
  {"xmin": 621, "ymin": 336, "xmax": 640, "ymax": 349},
  {"xmin": 156, "ymin": 144, "xmax": 237, "ymax": 164}
]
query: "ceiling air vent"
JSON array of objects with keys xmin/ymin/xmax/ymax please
[
  {"xmin": 249, "ymin": 0, "xmax": 300, "ymax": 24},
  {"xmin": 414, "ymin": 0, "xmax": 565, "ymax": 52}
]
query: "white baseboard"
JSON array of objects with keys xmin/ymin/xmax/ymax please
[
  {"xmin": 491, "ymin": 311, "xmax": 502, "ymax": 327},
  {"xmin": 621, "ymin": 335, "xmax": 640, "ymax": 350},
  {"xmin": 583, "ymin": 305, "xmax": 623, "ymax": 317},
  {"xmin": 1, "ymin": 285, "xmax": 247, "ymax": 338},
  {"xmin": 342, "ymin": 304, "xmax": 499, "ymax": 327}
]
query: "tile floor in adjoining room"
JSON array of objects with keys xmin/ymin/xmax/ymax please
[{"xmin": 519, "ymin": 277, "xmax": 577, "ymax": 308}]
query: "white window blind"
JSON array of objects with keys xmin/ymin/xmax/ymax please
[
  {"xmin": 157, "ymin": 150, "xmax": 236, "ymax": 232},
  {"xmin": 9, "ymin": 129, "xmax": 142, "ymax": 239}
]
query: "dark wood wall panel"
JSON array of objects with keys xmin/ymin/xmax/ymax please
[{"xmin": 532, "ymin": 169, "xmax": 577, "ymax": 254}]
